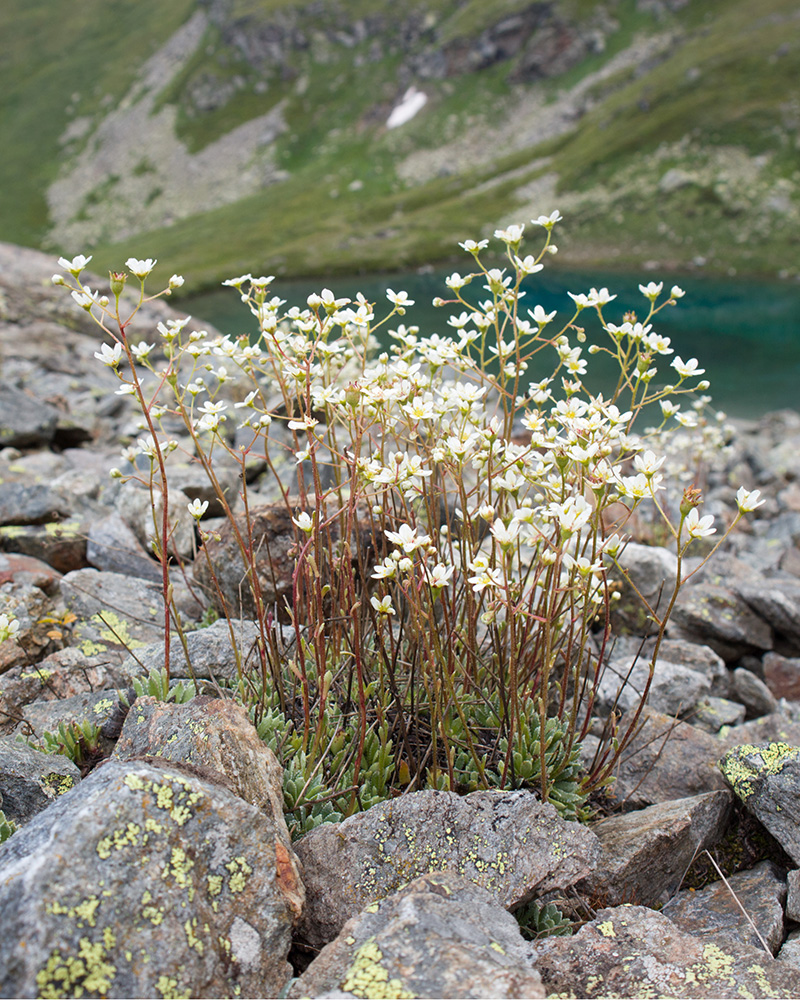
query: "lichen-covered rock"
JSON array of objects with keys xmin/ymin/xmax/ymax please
[
  {"xmin": 0, "ymin": 582, "xmax": 59, "ymax": 674},
  {"xmin": 692, "ymin": 696, "xmax": 746, "ymax": 733},
  {"xmin": 577, "ymin": 790, "xmax": 733, "ymax": 908},
  {"xmin": 0, "ymin": 737, "xmax": 80, "ymax": 826},
  {"xmin": 289, "ymin": 872, "xmax": 546, "ymax": 999},
  {"xmin": 294, "ymin": 788, "xmax": 600, "ymax": 949},
  {"xmin": 112, "ymin": 696, "xmax": 302, "ymax": 915},
  {"xmin": 606, "ymin": 707, "xmax": 729, "ymax": 810},
  {"xmin": 0, "ymin": 758, "xmax": 299, "ymax": 998},
  {"xmin": 530, "ymin": 905, "xmax": 800, "ymax": 998},
  {"xmin": 719, "ymin": 741, "xmax": 800, "ymax": 863},
  {"xmin": 16, "ymin": 688, "xmax": 126, "ymax": 757},
  {"xmin": 662, "ymin": 860, "xmax": 787, "ymax": 955},
  {"xmin": 0, "ymin": 520, "xmax": 88, "ymax": 574}
]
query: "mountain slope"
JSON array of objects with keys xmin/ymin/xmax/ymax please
[{"xmin": 1, "ymin": 0, "xmax": 797, "ymax": 288}]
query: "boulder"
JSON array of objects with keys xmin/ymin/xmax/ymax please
[
  {"xmin": 0, "ymin": 758, "xmax": 300, "ymax": 998},
  {"xmin": 294, "ymin": 788, "xmax": 600, "ymax": 949},
  {"xmin": 0, "ymin": 737, "xmax": 80, "ymax": 826},
  {"xmin": 530, "ymin": 905, "xmax": 799, "ymax": 998},
  {"xmin": 576, "ymin": 790, "xmax": 733, "ymax": 908},
  {"xmin": 290, "ymin": 872, "xmax": 546, "ymax": 999},
  {"xmin": 662, "ymin": 859, "xmax": 787, "ymax": 955},
  {"xmin": 719, "ymin": 741, "xmax": 800, "ymax": 864}
]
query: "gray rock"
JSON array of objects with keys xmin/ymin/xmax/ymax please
[
  {"xmin": 605, "ymin": 707, "xmax": 729, "ymax": 810},
  {"xmin": 691, "ymin": 696, "xmax": 746, "ymax": 733},
  {"xmin": 662, "ymin": 860, "xmax": 786, "ymax": 955},
  {"xmin": 737, "ymin": 579, "xmax": 800, "ymax": 653},
  {"xmin": 786, "ymin": 868, "xmax": 800, "ymax": 922},
  {"xmin": 0, "ymin": 550, "xmax": 62, "ymax": 593},
  {"xmin": 116, "ymin": 482, "xmax": 197, "ymax": 561},
  {"xmin": 530, "ymin": 905, "xmax": 800, "ymax": 998},
  {"xmin": 719, "ymin": 706, "xmax": 800, "ymax": 749},
  {"xmin": 16, "ymin": 688, "xmax": 126, "ymax": 758},
  {"xmin": 0, "ymin": 482, "xmax": 72, "ymax": 526},
  {"xmin": 649, "ymin": 637, "xmax": 730, "ymax": 695},
  {"xmin": 60, "ymin": 568, "xmax": 202, "ymax": 666},
  {"xmin": 611, "ymin": 543, "xmax": 678, "ymax": 636},
  {"xmin": 294, "ymin": 789, "xmax": 600, "ymax": 949},
  {"xmin": 0, "ymin": 382, "xmax": 59, "ymax": 449},
  {"xmin": 670, "ymin": 584, "xmax": 774, "ymax": 661},
  {"xmin": 719, "ymin": 741, "xmax": 800, "ymax": 864},
  {"xmin": 596, "ymin": 655, "xmax": 711, "ymax": 718},
  {"xmin": 763, "ymin": 651, "xmax": 800, "ymax": 700},
  {"xmin": 290, "ymin": 872, "xmax": 546, "ymax": 999},
  {"xmin": 778, "ymin": 927, "xmax": 800, "ymax": 969},
  {"xmin": 87, "ymin": 513, "xmax": 161, "ymax": 582},
  {"xmin": 0, "ymin": 519, "xmax": 88, "ymax": 574},
  {"xmin": 117, "ymin": 618, "xmax": 285, "ymax": 681},
  {"xmin": 0, "ymin": 758, "xmax": 300, "ymax": 998},
  {"xmin": 0, "ymin": 737, "xmax": 80, "ymax": 825},
  {"xmin": 576, "ymin": 790, "xmax": 733, "ymax": 908},
  {"xmin": 732, "ymin": 666, "xmax": 779, "ymax": 718}
]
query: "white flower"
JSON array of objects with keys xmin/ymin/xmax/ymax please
[
  {"xmin": 567, "ymin": 291, "xmax": 590, "ymax": 309},
  {"xmin": 169, "ymin": 274, "xmax": 185, "ymax": 290},
  {"xmin": 468, "ymin": 566, "xmax": 504, "ymax": 593},
  {"xmin": 292, "ymin": 512, "xmax": 314, "ymax": 533},
  {"xmin": 490, "ymin": 519, "xmax": 520, "ymax": 547},
  {"xmin": 370, "ymin": 594, "xmax": 396, "ymax": 615},
  {"xmin": 633, "ymin": 450, "xmax": 666, "ymax": 477},
  {"xmin": 528, "ymin": 304, "xmax": 556, "ymax": 326},
  {"xmin": 532, "ymin": 210, "xmax": 562, "ymax": 229},
  {"xmin": 424, "ymin": 563, "xmax": 454, "ymax": 589},
  {"xmin": 495, "ymin": 223, "xmax": 525, "ymax": 243},
  {"xmin": 736, "ymin": 487, "xmax": 766, "ymax": 513},
  {"xmin": 670, "ymin": 286, "xmax": 686, "ymax": 299},
  {"xmin": 371, "ymin": 558, "xmax": 397, "ymax": 581},
  {"xmin": 671, "ymin": 356, "xmax": 705, "ymax": 379},
  {"xmin": 387, "ymin": 289, "xmax": 414, "ymax": 309},
  {"xmin": 187, "ymin": 499, "xmax": 209, "ymax": 519},
  {"xmin": 125, "ymin": 258, "xmax": 157, "ymax": 279},
  {"xmin": 458, "ymin": 239, "xmax": 489, "ymax": 253},
  {"xmin": 0, "ymin": 613, "xmax": 20, "ymax": 643},
  {"xmin": 58, "ymin": 254, "xmax": 92, "ymax": 275},
  {"xmin": 71, "ymin": 287, "xmax": 106, "ymax": 310},
  {"xmin": 130, "ymin": 341, "xmax": 155, "ymax": 360},
  {"xmin": 287, "ymin": 416, "xmax": 319, "ymax": 431},
  {"xmin": 685, "ymin": 507, "xmax": 716, "ymax": 539},
  {"xmin": 94, "ymin": 342, "xmax": 123, "ymax": 366},
  {"xmin": 639, "ymin": 281, "xmax": 663, "ymax": 300},
  {"xmin": 588, "ymin": 287, "xmax": 617, "ymax": 306},
  {"xmin": 385, "ymin": 523, "xmax": 431, "ymax": 554},
  {"xmin": 115, "ymin": 383, "xmax": 136, "ymax": 396},
  {"xmin": 222, "ymin": 274, "xmax": 252, "ymax": 289},
  {"xmin": 513, "ymin": 255, "xmax": 543, "ymax": 275}
]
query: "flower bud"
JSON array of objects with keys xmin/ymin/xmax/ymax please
[
  {"xmin": 345, "ymin": 383, "xmax": 361, "ymax": 408},
  {"xmin": 109, "ymin": 271, "xmax": 127, "ymax": 298},
  {"xmin": 680, "ymin": 485, "xmax": 702, "ymax": 517}
]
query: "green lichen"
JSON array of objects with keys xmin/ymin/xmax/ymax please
[
  {"xmin": 720, "ymin": 742, "xmax": 800, "ymax": 802},
  {"xmin": 597, "ymin": 920, "xmax": 616, "ymax": 938},
  {"xmin": 225, "ymin": 856, "xmax": 252, "ymax": 893},
  {"xmin": 79, "ymin": 639, "xmax": 107, "ymax": 657},
  {"xmin": 155, "ymin": 974, "xmax": 191, "ymax": 1000},
  {"xmin": 92, "ymin": 698, "xmax": 114, "ymax": 714},
  {"xmin": 36, "ymin": 934, "xmax": 117, "ymax": 999},
  {"xmin": 339, "ymin": 939, "xmax": 416, "ymax": 999},
  {"xmin": 42, "ymin": 773, "xmax": 76, "ymax": 797},
  {"xmin": 91, "ymin": 611, "xmax": 145, "ymax": 650}
]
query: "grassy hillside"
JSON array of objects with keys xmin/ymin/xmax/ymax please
[{"xmin": 1, "ymin": 0, "xmax": 797, "ymax": 289}]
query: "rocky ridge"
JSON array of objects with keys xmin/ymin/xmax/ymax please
[{"xmin": 1, "ymin": 241, "xmax": 800, "ymax": 996}]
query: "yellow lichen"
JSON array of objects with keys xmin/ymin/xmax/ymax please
[
  {"xmin": 155, "ymin": 974, "xmax": 191, "ymax": 1000},
  {"xmin": 36, "ymin": 937, "xmax": 117, "ymax": 999},
  {"xmin": 225, "ymin": 857, "xmax": 252, "ymax": 894},
  {"xmin": 721, "ymin": 742, "xmax": 800, "ymax": 802},
  {"xmin": 339, "ymin": 939, "xmax": 417, "ymax": 999},
  {"xmin": 597, "ymin": 921, "xmax": 616, "ymax": 938}
]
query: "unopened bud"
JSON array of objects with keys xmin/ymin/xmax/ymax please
[
  {"xmin": 345, "ymin": 383, "xmax": 361, "ymax": 408},
  {"xmin": 109, "ymin": 271, "xmax": 127, "ymax": 298},
  {"xmin": 680, "ymin": 484, "xmax": 702, "ymax": 516}
]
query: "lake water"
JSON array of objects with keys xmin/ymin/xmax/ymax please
[{"xmin": 187, "ymin": 268, "xmax": 800, "ymax": 420}]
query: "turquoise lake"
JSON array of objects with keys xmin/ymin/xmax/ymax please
[{"xmin": 187, "ymin": 269, "xmax": 800, "ymax": 420}]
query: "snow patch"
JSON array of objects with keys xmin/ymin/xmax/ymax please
[{"xmin": 386, "ymin": 87, "xmax": 428, "ymax": 130}]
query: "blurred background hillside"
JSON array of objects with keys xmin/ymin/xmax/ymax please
[{"xmin": 1, "ymin": 0, "xmax": 798, "ymax": 293}]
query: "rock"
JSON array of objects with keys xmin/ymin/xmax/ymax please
[
  {"xmin": 737, "ymin": 579, "xmax": 800, "ymax": 654},
  {"xmin": 0, "ymin": 551, "xmax": 62, "ymax": 593},
  {"xmin": 0, "ymin": 482, "xmax": 72, "ymax": 526},
  {"xmin": 576, "ymin": 790, "xmax": 733, "ymax": 908},
  {"xmin": 530, "ymin": 905, "xmax": 799, "ymax": 998},
  {"xmin": 605, "ymin": 707, "xmax": 729, "ymax": 810},
  {"xmin": 0, "ymin": 758, "xmax": 300, "ymax": 999},
  {"xmin": 778, "ymin": 927, "xmax": 800, "ymax": 969},
  {"xmin": 87, "ymin": 513, "xmax": 161, "ymax": 582},
  {"xmin": 611, "ymin": 542, "xmax": 678, "ymax": 636},
  {"xmin": 0, "ymin": 582, "xmax": 58, "ymax": 674},
  {"xmin": 763, "ymin": 651, "xmax": 800, "ymax": 701},
  {"xmin": 662, "ymin": 860, "xmax": 787, "ymax": 955},
  {"xmin": 719, "ymin": 741, "xmax": 800, "ymax": 864},
  {"xmin": 670, "ymin": 583, "xmax": 773, "ymax": 661},
  {"xmin": 0, "ymin": 519, "xmax": 88, "ymax": 574},
  {"xmin": 787, "ymin": 868, "xmax": 800, "ymax": 922},
  {"xmin": 596, "ymin": 655, "xmax": 711, "ymax": 718},
  {"xmin": 0, "ymin": 381, "xmax": 59, "ymax": 448},
  {"xmin": 16, "ymin": 689, "xmax": 126, "ymax": 761},
  {"xmin": 294, "ymin": 788, "xmax": 600, "ymax": 949},
  {"xmin": 290, "ymin": 872, "xmax": 546, "ymax": 999},
  {"xmin": 719, "ymin": 706, "xmax": 800, "ymax": 749},
  {"xmin": 691, "ymin": 696, "xmax": 746, "ymax": 733},
  {"xmin": 732, "ymin": 666, "xmax": 779, "ymax": 718},
  {"xmin": 0, "ymin": 647, "xmax": 127, "ymax": 736},
  {"xmin": 117, "ymin": 618, "xmax": 283, "ymax": 681},
  {"xmin": 115, "ymin": 482, "xmax": 197, "ymax": 562},
  {"xmin": 60, "ymin": 568, "xmax": 201, "ymax": 665},
  {"xmin": 0, "ymin": 737, "xmax": 80, "ymax": 826},
  {"xmin": 647, "ymin": 637, "xmax": 730, "ymax": 695},
  {"xmin": 113, "ymin": 697, "xmax": 290, "ymax": 837}
]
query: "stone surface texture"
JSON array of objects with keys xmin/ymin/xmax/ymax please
[
  {"xmin": 290, "ymin": 873, "xmax": 546, "ymax": 999},
  {"xmin": 0, "ymin": 758, "xmax": 298, "ymax": 999},
  {"xmin": 295, "ymin": 788, "xmax": 600, "ymax": 949},
  {"xmin": 0, "ymin": 737, "xmax": 80, "ymax": 826}
]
